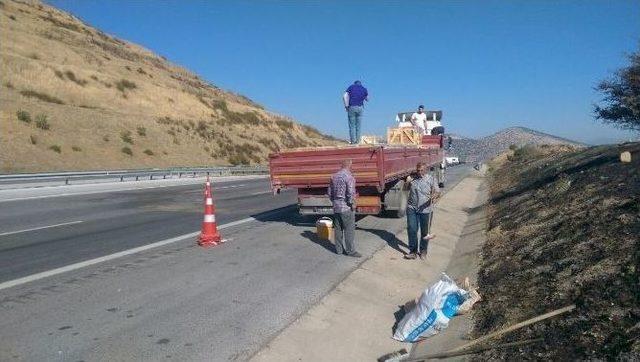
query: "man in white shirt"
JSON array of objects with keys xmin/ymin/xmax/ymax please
[{"xmin": 410, "ymin": 105, "xmax": 428, "ymax": 135}]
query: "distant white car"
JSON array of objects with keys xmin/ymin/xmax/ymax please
[{"xmin": 445, "ymin": 157, "xmax": 460, "ymax": 165}]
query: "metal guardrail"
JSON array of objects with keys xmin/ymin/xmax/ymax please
[{"xmin": 0, "ymin": 166, "xmax": 268, "ymax": 188}]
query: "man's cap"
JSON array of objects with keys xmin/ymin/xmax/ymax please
[
  {"xmin": 418, "ymin": 105, "xmax": 424, "ymax": 109},
  {"xmin": 354, "ymin": 80, "xmax": 361, "ymax": 85}
]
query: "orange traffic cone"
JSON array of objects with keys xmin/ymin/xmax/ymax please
[{"xmin": 198, "ymin": 177, "xmax": 222, "ymax": 247}]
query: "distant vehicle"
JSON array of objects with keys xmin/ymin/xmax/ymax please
[{"xmin": 445, "ymin": 157, "xmax": 460, "ymax": 165}]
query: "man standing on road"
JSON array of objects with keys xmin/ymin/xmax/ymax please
[
  {"xmin": 405, "ymin": 162, "xmax": 440, "ymax": 260},
  {"xmin": 327, "ymin": 159, "xmax": 361, "ymax": 257},
  {"xmin": 343, "ymin": 80, "xmax": 368, "ymax": 144}
]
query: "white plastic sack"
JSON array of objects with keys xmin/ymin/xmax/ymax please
[{"xmin": 393, "ymin": 273, "xmax": 468, "ymax": 342}]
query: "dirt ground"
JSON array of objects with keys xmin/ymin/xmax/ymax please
[{"xmin": 473, "ymin": 142, "xmax": 639, "ymax": 359}]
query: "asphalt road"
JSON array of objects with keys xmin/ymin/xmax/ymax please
[
  {"xmin": 0, "ymin": 177, "xmax": 295, "ymax": 283},
  {"xmin": 0, "ymin": 165, "xmax": 472, "ymax": 361}
]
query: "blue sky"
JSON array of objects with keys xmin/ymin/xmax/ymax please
[{"xmin": 49, "ymin": 1, "xmax": 640, "ymax": 144}]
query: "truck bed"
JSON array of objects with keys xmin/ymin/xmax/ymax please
[{"xmin": 269, "ymin": 143, "xmax": 443, "ymax": 192}]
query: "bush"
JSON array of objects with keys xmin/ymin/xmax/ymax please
[
  {"xmin": 71, "ymin": 145, "xmax": 81, "ymax": 152},
  {"xmin": 49, "ymin": 145, "xmax": 61, "ymax": 153},
  {"xmin": 115, "ymin": 79, "xmax": 137, "ymax": 92},
  {"xmin": 143, "ymin": 149, "xmax": 154, "ymax": 156},
  {"xmin": 121, "ymin": 147, "xmax": 133, "ymax": 156},
  {"xmin": 64, "ymin": 70, "xmax": 87, "ymax": 86},
  {"xmin": 28, "ymin": 53, "xmax": 39, "ymax": 60},
  {"xmin": 167, "ymin": 129, "xmax": 176, "ymax": 136},
  {"xmin": 136, "ymin": 126, "xmax": 146, "ymax": 136},
  {"xmin": 211, "ymin": 99, "xmax": 228, "ymax": 112},
  {"xmin": 90, "ymin": 75, "xmax": 99, "ymax": 81},
  {"xmin": 20, "ymin": 90, "xmax": 64, "ymax": 104},
  {"xmin": 35, "ymin": 114, "xmax": 51, "ymax": 130},
  {"xmin": 120, "ymin": 130, "xmax": 133, "ymax": 144},
  {"xmin": 275, "ymin": 118, "xmax": 293, "ymax": 130},
  {"xmin": 54, "ymin": 70, "xmax": 64, "ymax": 79},
  {"xmin": 103, "ymin": 135, "xmax": 109, "ymax": 142},
  {"xmin": 136, "ymin": 67, "xmax": 147, "ymax": 75},
  {"xmin": 509, "ymin": 144, "xmax": 517, "ymax": 151},
  {"xmin": 4, "ymin": 81, "xmax": 13, "ymax": 89},
  {"xmin": 16, "ymin": 110, "xmax": 31, "ymax": 123},
  {"xmin": 30, "ymin": 135, "xmax": 37, "ymax": 145}
]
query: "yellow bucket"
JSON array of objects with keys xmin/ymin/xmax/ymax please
[{"xmin": 316, "ymin": 217, "xmax": 334, "ymax": 241}]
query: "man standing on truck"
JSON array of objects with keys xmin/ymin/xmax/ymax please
[
  {"xmin": 327, "ymin": 159, "xmax": 361, "ymax": 258},
  {"xmin": 405, "ymin": 162, "xmax": 440, "ymax": 260},
  {"xmin": 410, "ymin": 105, "xmax": 427, "ymax": 135},
  {"xmin": 343, "ymin": 80, "xmax": 369, "ymax": 144}
]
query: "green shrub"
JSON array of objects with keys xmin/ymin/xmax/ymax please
[
  {"xmin": 35, "ymin": 114, "xmax": 51, "ymax": 130},
  {"xmin": 30, "ymin": 135, "xmax": 37, "ymax": 144},
  {"xmin": 162, "ymin": 151, "xmax": 168, "ymax": 155},
  {"xmin": 9, "ymin": 14, "xmax": 16, "ymax": 21},
  {"xmin": 16, "ymin": 110, "xmax": 31, "ymax": 123},
  {"xmin": 136, "ymin": 126, "xmax": 146, "ymax": 136},
  {"xmin": 64, "ymin": 70, "xmax": 87, "ymax": 86},
  {"xmin": 211, "ymin": 99, "xmax": 228, "ymax": 112},
  {"xmin": 90, "ymin": 75, "xmax": 99, "ymax": 81},
  {"xmin": 143, "ymin": 149, "xmax": 154, "ymax": 156},
  {"xmin": 49, "ymin": 145, "xmax": 61, "ymax": 153},
  {"xmin": 275, "ymin": 118, "xmax": 293, "ymax": 130},
  {"xmin": 167, "ymin": 129, "xmax": 176, "ymax": 136},
  {"xmin": 120, "ymin": 130, "xmax": 133, "ymax": 144},
  {"xmin": 509, "ymin": 144, "xmax": 517, "ymax": 151},
  {"xmin": 20, "ymin": 90, "xmax": 64, "ymax": 104},
  {"xmin": 54, "ymin": 70, "xmax": 64, "ymax": 79},
  {"xmin": 136, "ymin": 67, "xmax": 147, "ymax": 75},
  {"xmin": 115, "ymin": 79, "xmax": 136, "ymax": 92},
  {"xmin": 103, "ymin": 135, "xmax": 110, "ymax": 142},
  {"xmin": 4, "ymin": 81, "xmax": 13, "ymax": 89},
  {"xmin": 71, "ymin": 145, "xmax": 81, "ymax": 152},
  {"xmin": 121, "ymin": 146, "xmax": 133, "ymax": 156}
]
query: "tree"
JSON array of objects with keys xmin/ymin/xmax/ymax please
[{"xmin": 594, "ymin": 46, "xmax": 640, "ymax": 132}]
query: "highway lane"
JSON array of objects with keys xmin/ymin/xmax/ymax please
[
  {"xmin": 0, "ymin": 166, "xmax": 473, "ymax": 361},
  {"xmin": 0, "ymin": 178, "xmax": 296, "ymax": 283}
]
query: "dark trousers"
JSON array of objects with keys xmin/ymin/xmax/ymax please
[
  {"xmin": 334, "ymin": 211, "xmax": 356, "ymax": 255},
  {"xmin": 407, "ymin": 208, "xmax": 430, "ymax": 253}
]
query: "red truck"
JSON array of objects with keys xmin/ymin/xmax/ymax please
[{"xmin": 269, "ymin": 133, "xmax": 447, "ymax": 217}]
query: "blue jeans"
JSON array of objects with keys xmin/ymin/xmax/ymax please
[
  {"xmin": 406, "ymin": 208, "xmax": 430, "ymax": 254},
  {"xmin": 347, "ymin": 106, "xmax": 363, "ymax": 144}
]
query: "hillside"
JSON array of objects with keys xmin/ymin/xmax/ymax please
[
  {"xmin": 0, "ymin": 0, "xmax": 342, "ymax": 173},
  {"xmin": 474, "ymin": 143, "xmax": 639, "ymax": 359},
  {"xmin": 449, "ymin": 126, "xmax": 584, "ymax": 163}
]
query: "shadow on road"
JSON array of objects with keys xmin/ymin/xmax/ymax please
[
  {"xmin": 358, "ymin": 227, "xmax": 408, "ymax": 256},
  {"xmin": 300, "ymin": 230, "xmax": 336, "ymax": 253}
]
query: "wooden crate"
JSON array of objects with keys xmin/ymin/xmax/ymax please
[
  {"xmin": 387, "ymin": 127, "xmax": 421, "ymax": 145},
  {"xmin": 360, "ymin": 135, "xmax": 382, "ymax": 144}
]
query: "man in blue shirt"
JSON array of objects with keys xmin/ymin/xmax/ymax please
[{"xmin": 342, "ymin": 80, "xmax": 369, "ymax": 144}]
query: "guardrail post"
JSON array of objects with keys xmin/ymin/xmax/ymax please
[
  {"xmin": 193, "ymin": 172, "xmax": 196, "ymax": 178},
  {"xmin": 179, "ymin": 172, "xmax": 182, "ymax": 178},
  {"xmin": 136, "ymin": 175, "xmax": 139, "ymax": 181},
  {"xmin": 163, "ymin": 174, "xmax": 166, "ymax": 179},
  {"xmin": 65, "ymin": 178, "xmax": 69, "ymax": 185},
  {"xmin": 150, "ymin": 175, "xmax": 153, "ymax": 180},
  {"xmin": 120, "ymin": 176, "xmax": 124, "ymax": 182}
]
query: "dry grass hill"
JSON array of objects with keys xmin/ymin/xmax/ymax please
[
  {"xmin": 450, "ymin": 126, "xmax": 584, "ymax": 163},
  {"xmin": 0, "ymin": 0, "xmax": 342, "ymax": 173}
]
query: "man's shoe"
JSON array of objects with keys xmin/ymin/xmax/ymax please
[
  {"xmin": 404, "ymin": 253, "xmax": 417, "ymax": 260},
  {"xmin": 347, "ymin": 252, "xmax": 362, "ymax": 258},
  {"xmin": 419, "ymin": 251, "xmax": 427, "ymax": 259}
]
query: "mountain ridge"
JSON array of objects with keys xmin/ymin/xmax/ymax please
[{"xmin": 448, "ymin": 126, "xmax": 584, "ymax": 162}]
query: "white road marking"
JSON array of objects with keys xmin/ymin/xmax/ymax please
[
  {"xmin": 0, "ymin": 221, "xmax": 84, "ymax": 237},
  {"xmin": 0, "ymin": 206, "xmax": 293, "ymax": 292},
  {"xmin": 250, "ymin": 191, "xmax": 273, "ymax": 196},
  {"xmin": 0, "ymin": 179, "xmax": 259, "ymax": 203}
]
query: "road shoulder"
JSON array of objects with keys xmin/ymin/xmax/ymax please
[{"xmin": 251, "ymin": 170, "xmax": 487, "ymax": 361}]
